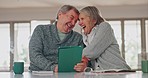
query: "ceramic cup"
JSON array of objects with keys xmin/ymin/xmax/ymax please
[
  {"xmin": 141, "ymin": 60, "xmax": 148, "ymax": 73},
  {"xmin": 13, "ymin": 62, "xmax": 24, "ymax": 74}
]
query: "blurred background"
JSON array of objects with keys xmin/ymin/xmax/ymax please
[{"xmin": 0, "ymin": 0, "xmax": 148, "ymax": 71}]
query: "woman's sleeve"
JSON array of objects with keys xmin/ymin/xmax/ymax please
[{"xmin": 82, "ymin": 22, "xmax": 115, "ymax": 60}]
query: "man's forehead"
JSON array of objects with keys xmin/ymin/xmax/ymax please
[{"xmin": 67, "ymin": 10, "xmax": 79, "ymax": 15}]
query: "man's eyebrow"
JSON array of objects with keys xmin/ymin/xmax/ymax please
[{"xmin": 71, "ymin": 15, "xmax": 74, "ymax": 18}]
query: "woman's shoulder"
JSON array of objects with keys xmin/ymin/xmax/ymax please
[
  {"xmin": 98, "ymin": 21, "xmax": 112, "ymax": 29},
  {"xmin": 99, "ymin": 21, "xmax": 110, "ymax": 26}
]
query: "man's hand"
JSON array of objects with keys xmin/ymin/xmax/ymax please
[{"xmin": 54, "ymin": 65, "xmax": 58, "ymax": 72}]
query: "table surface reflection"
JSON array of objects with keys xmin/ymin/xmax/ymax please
[{"xmin": 0, "ymin": 71, "xmax": 148, "ymax": 78}]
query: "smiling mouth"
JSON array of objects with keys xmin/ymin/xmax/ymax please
[
  {"xmin": 82, "ymin": 26, "xmax": 86, "ymax": 29},
  {"xmin": 66, "ymin": 23, "xmax": 73, "ymax": 29}
]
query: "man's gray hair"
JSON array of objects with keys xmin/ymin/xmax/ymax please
[{"xmin": 56, "ymin": 5, "xmax": 79, "ymax": 19}]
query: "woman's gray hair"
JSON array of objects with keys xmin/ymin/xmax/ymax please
[
  {"xmin": 80, "ymin": 6, "xmax": 105, "ymax": 25},
  {"xmin": 56, "ymin": 5, "xmax": 79, "ymax": 20}
]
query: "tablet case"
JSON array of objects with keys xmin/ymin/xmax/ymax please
[{"xmin": 58, "ymin": 46, "xmax": 83, "ymax": 72}]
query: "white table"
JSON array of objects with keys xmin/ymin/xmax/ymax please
[{"xmin": 0, "ymin": 71, "xmax": 148, "ymax": 78}]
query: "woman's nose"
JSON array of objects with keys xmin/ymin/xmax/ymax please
[{"xmin": 78, "ymin": 21, "xmax": 83, "ymax": 26}]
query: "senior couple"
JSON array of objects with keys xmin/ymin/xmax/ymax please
[{"xmin": 29, "ymin": 5, "xmax": 131, "ymax": 72}]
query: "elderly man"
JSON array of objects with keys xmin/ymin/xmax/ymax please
[{"xmin": 29, "ymin": 5, "xmax": 84, "ymax": 72}]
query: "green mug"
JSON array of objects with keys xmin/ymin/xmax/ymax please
[
  {"xmin": 13, "ymin": 62, "xmax": 24, "ymax": 74},
  {"xmin": 141, "ymin": 60, "xmax": 148, "ymax": 73}
]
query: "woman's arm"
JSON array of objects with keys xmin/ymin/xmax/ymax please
[{"xmin": 83, "ymin": 22, "xmax": 115, "ymax": 60}]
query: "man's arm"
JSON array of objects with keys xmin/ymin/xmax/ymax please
[{"xmin": 29, "ymin": 25, "xmax": 56, "ymax": 71}]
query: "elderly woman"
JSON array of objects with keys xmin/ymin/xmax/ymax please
[{"xmin": 74, "ymin": 6, "xmax": 131, "ymax": 72}]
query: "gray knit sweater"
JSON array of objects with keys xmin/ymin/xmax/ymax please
[
  {"xmin": 83, "ymin": 22, "xmax": 131, "ymax": 70},
  {"xmin": 29, "ymin": 23, "xmax": 83, "ymax": 71}
]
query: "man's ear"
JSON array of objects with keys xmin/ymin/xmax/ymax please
[{"xmin": 57, "ymin": 11, "xmax": 63, "ymax": 18}]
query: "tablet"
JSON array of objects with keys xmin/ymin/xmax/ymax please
[{"xmin": 58, "ymin": 46, "xmax": 83, "ymax": 72}]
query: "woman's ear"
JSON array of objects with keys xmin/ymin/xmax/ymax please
[{"xmin": 93, "ymin": 20, "xmax": 97, "ymax": 25}]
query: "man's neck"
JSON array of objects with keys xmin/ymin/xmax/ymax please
[{"xmin": 56, "ymin": 22, "xmax": 65, "ymax": 33}]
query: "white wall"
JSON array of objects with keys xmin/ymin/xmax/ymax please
[
  {"xmin": 0, "ymin": 5, "xmax": 148, "ymax": 21},
  {"xmin": 98, "ymin": 5, "xmax": 148, "ymax": 19},
  {"xmin": 0, "ymin": 7, "xmax": 57, "ymax": 21}
]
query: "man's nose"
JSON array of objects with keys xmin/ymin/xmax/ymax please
[{"xmin": 71, "ymin": 20, "xmax": 76, "ymax": 25}]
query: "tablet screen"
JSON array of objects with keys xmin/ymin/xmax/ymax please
[{"xmin": 58, "ymin": 46, "xmax": 83, "ymax": 72}]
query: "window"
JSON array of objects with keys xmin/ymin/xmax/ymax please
[
  {"xmin": 14, "ymin": 23, "xmax": 31, "ymax": 70},
  {"xmin": 13, "ymin": 20, "xmax": 51, "ymax": 71},
  {"xmin": 0, "ymin": 19, "xmax": 147, "ymax": 71},
  {"xmin": 31, "ymin": 20, "xmax": 51, "ymax": 35},
  {"xmin": 108, "ymin": 21, "xmax": 122, "ymax": 52},
  {"xmin": 107, "ymin": 19, "xmax": 143, "ymax": 69},
  {"xmin": 0, "ymin": 23, "xmax": 10, "ymax": 71},
  {"xmin": 124, "ymin": 20, "xmax": 141, "ymax": 69},
  {"xmin": 146, "ymin": 20, "xmax": 148, "ymax": 53}
]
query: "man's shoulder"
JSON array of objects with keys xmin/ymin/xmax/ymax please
[
  {"xmin": 70, "ymin": 31, "xmax": 82, "ymax": 40},
  {"xmin": 34, "ymin": 24, "xmax": 54, "ymax": 32},
  {"xmin": 72, "ymin": 31, "xmax": 82, "ymax": 36},
  {"xmin": 36, "ymin": 24, "xmax": 52, "ymax": 29}
]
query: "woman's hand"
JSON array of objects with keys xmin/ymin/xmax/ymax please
[
  {"xmin": 74, "ymin": 62, "xmax": 87, "ymax": 72},
  {"xmin": 74, "ymin": 56, "xmax": 89, "ymax": 72}
]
